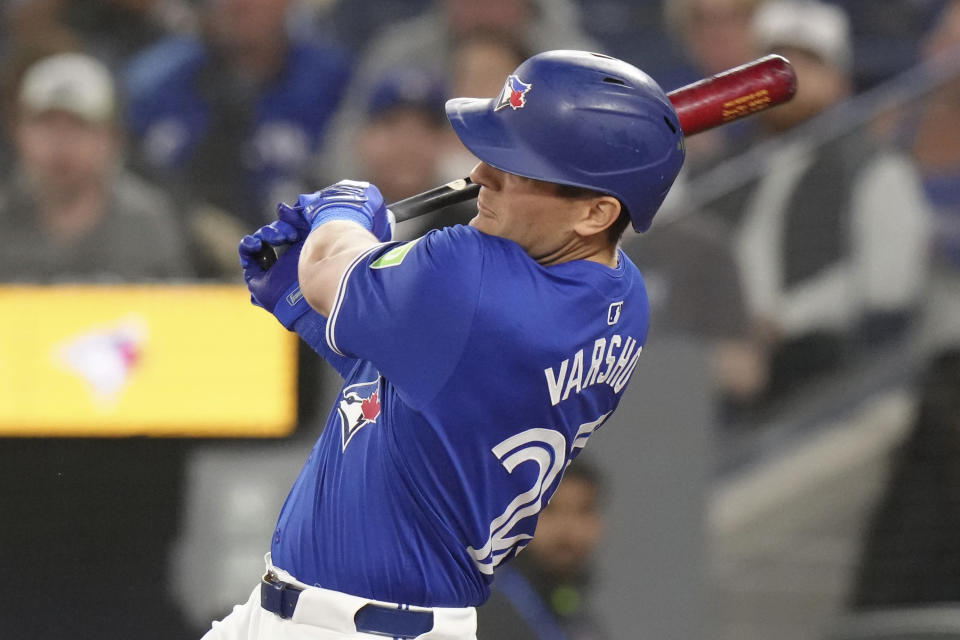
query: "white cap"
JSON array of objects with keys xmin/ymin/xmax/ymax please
[
  {"xmin": 752, "ymin": 0, "xmax": 852, "ymax": 71},
  {"xmin": 18, "ymin": 53, "xmax": 116, "ymax": 123}
]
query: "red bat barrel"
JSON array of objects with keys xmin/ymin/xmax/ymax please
[{"xmin": 667, "ymin": 54, "xmax": 797, "ymax": 135}]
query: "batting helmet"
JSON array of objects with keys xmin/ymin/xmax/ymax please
[{"xmin": 446, "ymin": 50, "xmax": 685, "ymax": 232}]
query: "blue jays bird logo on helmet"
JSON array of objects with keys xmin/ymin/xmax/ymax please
[
  {"xmin": 337, "ymin": 377, "xmax": 381, "ymax": 451},
  {"xmin": 446, "ymin": 50, "xmax": 685, "ymax": 233},
  {"xmin": 494, "ymin": 75, "xmax": 532, "ymax": 111}
]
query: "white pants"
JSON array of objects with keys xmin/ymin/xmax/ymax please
[{"xmin": 202, "ymin": 557, "xmax": 477, "ymax": 640}]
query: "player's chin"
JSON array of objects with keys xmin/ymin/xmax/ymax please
[{"xmin": 468, "ymin": 212, "xmax": 498, "ymax": 234}]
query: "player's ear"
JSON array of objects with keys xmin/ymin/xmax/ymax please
[{"xmin": 575, "ymin": 196, "xmax": 622, "ymax": 237}]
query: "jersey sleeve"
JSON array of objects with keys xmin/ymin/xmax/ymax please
[
  {"xmin": 325, "ymin": 226, "xmax": 484, "ymax": 408},
  {"xmin": 292, "ymin": 310, "xmax": 358, "ymax": 378}
]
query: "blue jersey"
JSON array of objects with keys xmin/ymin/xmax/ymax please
[{"xmin": 270, "ymin": 225, "xmax": 650, "ymax": 607}]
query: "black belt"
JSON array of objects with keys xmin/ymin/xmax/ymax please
[{"xmin": 260, "ymin": 573, "xmax": 435, "ymax": 638}]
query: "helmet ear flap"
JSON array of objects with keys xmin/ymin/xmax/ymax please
[{"xmin": 446, "ymin": 50, "xmax": 685, "ymax": 234}]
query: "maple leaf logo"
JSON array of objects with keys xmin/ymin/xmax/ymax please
[{"xmin": 361, "ymin": 391, "xmax": 380, "ymax": 422}]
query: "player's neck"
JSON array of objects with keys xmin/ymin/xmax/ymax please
[
  {"xmin": 536, "ymin": 238, "xmax": 618, "ymax": 268},
  {"xmin": 591, "ymin": 243, "xmax": 619, "ymax": 268}
]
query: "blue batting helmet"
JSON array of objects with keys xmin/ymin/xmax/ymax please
[{"xmin": 446, "ymin": 50, "xmax": 685, "ymax": 232}]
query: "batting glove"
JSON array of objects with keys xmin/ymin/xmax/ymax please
[
  {"xmin": 297, "ymin": 180, "xmax": 395, "ymax": 242},
  {"xmin": 238, "ymin": 202, "xmax": 312, "ymax": 329}
]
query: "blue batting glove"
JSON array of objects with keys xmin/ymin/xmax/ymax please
[
  {"xmin": 238, "ymin": 203, "xmax": 313, "ymax": 329},
  {"xmin": 297, "ymin": 180, "xmax": 395, "ymax": 242}
]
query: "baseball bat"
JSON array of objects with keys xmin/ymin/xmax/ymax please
[{"xmin": 255, "ymin": 54, "xmax": 796, "ymax": 269}]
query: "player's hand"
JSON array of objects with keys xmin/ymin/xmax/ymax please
[
  {"xmin": 297, "ymin": 179, "xmax": 395, "ymax": 242},
  {"xmin": 238, "ymin": 202, "xmax": 312, "ymax": 329}
]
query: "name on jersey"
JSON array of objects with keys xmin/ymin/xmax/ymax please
[{"xmin": 544, "ymin": 334, "xmax": 642, "ymax": 406}]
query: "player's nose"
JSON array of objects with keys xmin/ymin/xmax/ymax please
[{"xmin": 469, "ymin": 161, "xmax": 503, "ymax": 191}]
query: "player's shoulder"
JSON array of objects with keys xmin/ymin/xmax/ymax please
[
  {"xmin": 408, "ymin": 224, "xmax": 511, "ymax": 262},
  {"xmin": 358, "ymin": 225, "xmax": 486, "ymax": 285},
  {"xmin": 615, "ymin": 249, "xmax": 650, "ymax": 308},
  {"xmin": 366, "ymin": 225, "xmax": 522, "ymax": 298}
]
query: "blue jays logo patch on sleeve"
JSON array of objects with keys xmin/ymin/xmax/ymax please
[
  {"xmin": 337, "ymin": 377, "xmax": 381, "ymax": 451},
  {"xmin": 494, "ymin": 75, "xmax": 532, "ymax": 112}
]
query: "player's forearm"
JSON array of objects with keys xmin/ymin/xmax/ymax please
[{"xmin": 298, "ymin": 221, "xmax": 380, "ymax": 316}]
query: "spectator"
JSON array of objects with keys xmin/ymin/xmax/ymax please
[
  {"xmin": 0, "ymin": 51, "xmax": 192, "ymax": 639},
  {"xmin": 0, "ymin": 7, "xmax": 81, "ymax": 175},
  {"xmin": 477, "ymin": 458, "xmax": 610, "ymax": 640},
  {"xmin": 663, "ymin": 0, "xmax": 767, "ymax": 168},
  {"xmin": 352, "ymin": 67, "xmax": 449, "ymax": 207},
  {"xmin": 319, "ymin": 0, "xmax": 595, "ymax": 182},
  {"xmin": 401, "ymin": 29, "xmax": 531, "ymax": 237},
  {"xmin": 706, "ymin": 0, "xmax": 932, "ymax": 421},
  {"xmin": 335, "ymin": 31, "xmax": 530, "ymax": 239},
  {"xmin": 348, "ymin": 65, "xmax": 486, "ymax": 242},
  {"xmin": 647, "ymin": 0, "xmax": 780, "ymax": 411},
  {"xmin": 0, "ymin": 51, "xmax": 193, "ymax": 281},
  {"xmin": 665, "ymin": 0, "xmax": 765, "ymax": 81},
  {"xmin": 438, "ymin": 29, "xmax": 531, "ymax": 185},
  {"xmin": 123, "ymin": 0, "xmax": 352, "ymax": 278},
  {"xmin": 448, "ymin": 28, "xmax": 531, "ymax": 100}
]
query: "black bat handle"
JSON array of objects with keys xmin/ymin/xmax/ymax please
[
  {"xmin": 254, "ymin": 178, "xmax": 480, "ymax": 270},
  {"xmin": 390, "ymin": 177, "xmax": 479, "ymax": 222}
]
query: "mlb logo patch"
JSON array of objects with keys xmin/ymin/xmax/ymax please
[
  {"xmin": 607, "ymin": 301, "xmax": 623, "ymax": 325},
  {"xmin": 494, "ymin": 75, "xmax": 532, "ymax": 111}
]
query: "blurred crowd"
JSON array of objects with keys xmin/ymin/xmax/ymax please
[{"xmin": 0, "ymin": 0, "xmax": 958, "ymax": 638}]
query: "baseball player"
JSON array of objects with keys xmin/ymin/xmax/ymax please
[{"xmin": 209, "ymin": 50, "xmax": 685, "ymax": 640}]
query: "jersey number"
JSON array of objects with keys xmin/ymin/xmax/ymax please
[{"xmin": 467, "ymin": 413, "xmax": 610, "ymax": 575}]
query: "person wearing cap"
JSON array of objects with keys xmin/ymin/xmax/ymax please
[
  {"xmin": 703, "ymin": 0, "xmax": 932, "ymax": 422},
  {"xmin": 0, "ymin": 51, "xmax": 193, "ymax": 639},
  {"xmin": 351, "ymin": 67, "xmax": 450, "ymax": 208},
  {"xmin": 0, "ymin": 51, "xmax": 193, "ymax": 281},
  {"xmin": 349, "ymin": 66, "xmax": 483, "ymax": 241}
]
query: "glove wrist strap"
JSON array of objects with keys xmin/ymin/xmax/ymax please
[
  {"xmin": 274, "ymin": 283, "xmax": 311, "ymax": 329},
  {"xmin": 309, "ymin": 205, "xmax": 371, "ymax": 232}
]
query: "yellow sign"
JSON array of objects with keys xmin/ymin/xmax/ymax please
[{"xmin": 0, "ymin": 285, "xmax": 298, "ymax": 437}]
